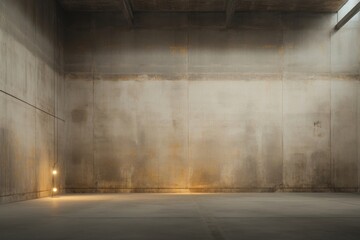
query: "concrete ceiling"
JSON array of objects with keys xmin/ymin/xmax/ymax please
[{"xmin": 58, "ymin": 0, "xmax": 349, "ymax": 13}]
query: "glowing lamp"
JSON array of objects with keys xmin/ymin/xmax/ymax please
[
  {"xmin": 52, "ymin": 170, "xmax": 57, "ymax": 175},
  {"xmin": 52, "ymin": 187, "xmax": 58, "ymax": 192}
]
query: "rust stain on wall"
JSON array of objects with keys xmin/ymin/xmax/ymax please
[{"xmin": 169, "ymin": 45, "xmax": 187, "ymax": 55}]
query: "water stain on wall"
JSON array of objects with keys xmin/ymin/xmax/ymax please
[
  {"xmin": 310, "ymin": 150, "xmax": 330, "ymax": 187},
  {"xmin": 71, "ymin": 109, "xmax": 87, "ymax": 123},
  {"xmin": 286, "ymin": 153, "xmax": 307, "ymax": 187}
]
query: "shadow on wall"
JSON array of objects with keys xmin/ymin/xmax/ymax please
[
  {"xmin": 0, "ymin": 0, "xmax": 63, "ymax": 71},
  {"xmin": 64, "ymin": 11, "xmax": 352, "ymax": 76}
]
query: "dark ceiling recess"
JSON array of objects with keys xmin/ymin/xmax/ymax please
[{"xmin": 58, "ymin": 0, "xmax": 348, "ymax": 13}]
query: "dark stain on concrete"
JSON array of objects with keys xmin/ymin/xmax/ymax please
[
  {"xmin": 234, "ymin": 120, "xmax": 259, "ymax": 188},
  {"xmin": 314, "ymin": 120, "xmax": 321, "ymax": 127},
  {"xmin": 313, "ymin": 120, "xmax": 322, "ymax": 137},
  {"xmin": 287, "ymin": 153, "xmax": 307, "ymax": 187},
  {"xmin": 238, "ymin": 156, "xmax": 258, "ymax": 188},
  {"xmin": 98, "ymin": 157, "xmax": 121, "ymax": 183},
  {"xmin": 130, "ymin": 129, "xmax": 159, "ymax": 188},
  {"xmin": 70, "ymin": 150, "xmax": 82, "ymax": 165},
  {"xmin": 262, "ymin": 125, "xmax": 283, "ymax": 186},
  {"xmin": 71, "ymin": 109, "xmax": 87, "ymax": 123},
  {"xmin": 310, "ymin": 150, "xmax": 330, "ymax": 187}
]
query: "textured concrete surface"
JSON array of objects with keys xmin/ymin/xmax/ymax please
[
  {"xmin": 1, "ymin": 1, "xmax": 360, "ymax": 201},
  {"xmin": 0, "ymin": 0, "xmax": 65, "ymax": 203},
  {"xmin": 64, "ymin": 10, "xmax": 360, "ymax": 192},
  {"xmin": 283, "ymin": 74, "xmax": 331, "ymax": 189},
  {"xmin": 0, "ymin": 193, "xmax": 360, "ymax": 240}
]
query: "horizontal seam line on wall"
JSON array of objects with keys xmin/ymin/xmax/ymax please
[{"xmin": 0, "ymin": 90, "xmax": 65, "ymax": 122}]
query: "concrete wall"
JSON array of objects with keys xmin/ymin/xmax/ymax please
[
  {"xmin": 0, "ymin": 0, "xmax": 65, "ymax": 203},
  {"xmin": 64, "ymin": 10, "xmax": 360, "ymax": 192}
]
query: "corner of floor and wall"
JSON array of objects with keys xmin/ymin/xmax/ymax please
[{"xmin": 1, "ymin": 0, "xmax": 360, "ymax": 204}]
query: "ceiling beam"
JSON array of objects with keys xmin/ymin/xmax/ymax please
[
  {"xmin": 335, "ymin": 2, "xmax": 360, "ymax": 30},
  {"xmin": 117, "ymin": 0, "xmax": 134, "ymax": 26},
  {"xmin": 225, "ymin": 0, "xmax": 236, "ymax": 27}
]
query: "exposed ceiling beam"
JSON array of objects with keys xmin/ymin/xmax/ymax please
[
  {"xmin": 117, "ymin": 0, "xmax": 134, "ymax": 26},
  {"xmin": 335, "ymin": 2, "xmax": 360, "ymax": 30},
  {"xmin": 225, "ymin": 0, "xmax": 236, "ymax": 27}
]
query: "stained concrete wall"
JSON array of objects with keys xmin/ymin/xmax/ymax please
[
  {"xmin": 0, "ymin": 0, "xmax": 65, "ymax": 203},
  {"xmin": 64, "ymin": 10, "xmax": 360, "ymax": 192}
]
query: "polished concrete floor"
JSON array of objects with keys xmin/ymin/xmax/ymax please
[{"xmin": 0, "ymin": 193, "xmax": 360, "ymax": 240}]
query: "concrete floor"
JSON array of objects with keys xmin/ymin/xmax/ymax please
[{"xmin": 0, "ymin": 193, "xmax": 360, "ymax": 240}]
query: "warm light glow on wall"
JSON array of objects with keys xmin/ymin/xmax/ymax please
[{"xmin": 52, "ymin": 168, "xmax": 58, "ymax": 197}]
